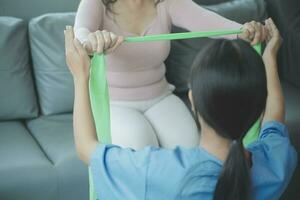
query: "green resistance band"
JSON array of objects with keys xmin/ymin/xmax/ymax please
[{"xmin": 88, "ymin": 29, "xmax": 262, "ymax": 200}]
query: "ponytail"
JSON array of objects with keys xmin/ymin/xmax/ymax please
[
  {"xmin": 189, "ymin": 39, "xmax": 267, "ymax": 200},
  {"xmin": 213, "ymin": 139, "xmax": 251, "ymax": 200}
]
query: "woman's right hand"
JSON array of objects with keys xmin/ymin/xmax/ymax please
[{"xmin": 83, "ymin": 30, "xmax": 124, "ymax": 54}]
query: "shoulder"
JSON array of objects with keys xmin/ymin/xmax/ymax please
[
  {"xmin": 247, "ymin": 121, "xmax": 297, "ymax": 167},
  {"xmin": 157, "ymin": 0, "xmax": 180, "ymax": 13},
  {"xmin": 247, "ymin": 121, "xmax": 294, "ymax": 153},
  {"xmin": 247, "ymin": 121, "xmax": 298, "ymax": 199},
  {"xmin": 81, "ymin": 0, "xmax": 104, "ymax": 9},
  {"xmin": 144, "ymin": 146, "xmax": 221, "ymax": 198},
  {"xmin": 161, "ymin": 0, "xmax": 200, "ymax": 10},
  {"xmin": 148, "ymin": 146, "xmax": 222, "ymax": 184}
]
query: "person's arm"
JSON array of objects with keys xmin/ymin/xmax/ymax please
[
  {"xmin": 65, "ymin": 25, "xmax": 121, "ymax": 164},
  {"xmin": 74, "ymin": 0, "xmax": 123, "ymax": 54},
  {"xmin": 74, "ymin": 0, "xmax": 103, "ymax": 44},
  {"xmin": 167, "ymin": 0, "xmax": 265, "ymax": 44},
  {"xmin": 262, "ymin": 18, "xmax": 284, "ymax": 124},
  {"xmin": 73, "ymin": 78, "xmax": 99, "ymax": 164},
  {"xmin": 64, "ymin": 26, "xmax": 120, "ymax": 165},
  {"xmin": 64, "ymin": 26, "xmax": 99, "ymax": 164}
]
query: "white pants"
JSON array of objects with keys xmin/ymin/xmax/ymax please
[{"xmin": 110, "ymin": 87, "xmax": 199, "ymax": 149}]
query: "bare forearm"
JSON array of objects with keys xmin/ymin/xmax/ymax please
[
  {"xmin": 73, "ymin": 79, "xmax": 98, "ymax": 164},
  {"xmin": 263, "ymin": 57, "xmax": 285, "ymax": 124}
]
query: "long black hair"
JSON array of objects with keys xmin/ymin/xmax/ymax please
[{"xmin": 190, "ymin": 39, "xmax": 267, "ymax": 200}]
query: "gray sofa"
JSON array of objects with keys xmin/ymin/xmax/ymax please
[{"xmin": 0, "ymin": 0, "xmax": 299, "ymax": 200}]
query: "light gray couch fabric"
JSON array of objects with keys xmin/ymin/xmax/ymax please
[
  {"xmin": 0, "ymin": 121, "xmax": 57, "ymax": 200},
  {"xmin": 26, "ymin": 114, "xmax": 88, "ymax": 200},
  {"xmin": 29, "ymin": 13, "xmax": 75, "ymax": 115},
  {"xmin": 0, "ymin": 17, "xmax": 38, "ymax": 120}
]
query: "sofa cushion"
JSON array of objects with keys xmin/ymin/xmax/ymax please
[
  {"xmin": 26, "ymin": 114, "xmax": 88, "ymax": 200},
  {"xmin": 29, "ymin": 13, "xmax": 75, "ymax": 115},
  {"xmin": 205, "ymin": 0, "xmax": 267, "ymax": 24},
  {"xmin": 0, "ymin": 0, "xmax": 78, "ymax": 21},
  {"xmin": 280, "ymin": 29, "xmax": 300, "ymax": 87},
  {"xmin": 0, "ymin": 17, "xmax": 38, "ymax": 120},
  {"xmin": 283, "ymin": 82, "xmax": 300, "ymax": 151},
  {"xmin": 281, "ymin": 82, "xmax": 300, "ymax": 199},
  {"xmin": 0, "ymin": 121, "xmax": 57, "ymax": 200},
  {"xmin": 266, "ymin": 0, "xmax": 300, "ymax": 87},
  {"xmin": 165, "ymin": 0, "xmax": 267, "ymax": 93}
]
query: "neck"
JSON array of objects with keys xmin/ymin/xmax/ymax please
[{"xmin": 199, "ymin": 121, "xmax": 231, "ymax": 161}]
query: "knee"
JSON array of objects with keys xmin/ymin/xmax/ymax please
[{"xmin": 110, "ymin": 106, "xmax": 159, "ymax": 149}]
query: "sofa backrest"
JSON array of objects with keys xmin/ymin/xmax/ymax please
[
  {"xmin": 29, "ymin": 13, "xmax": 75, "ymax": 115},
  {"xmin": 0, "ymin": 0, "xmax": 78, "ymax": 21},
  {"xmin": 0, "ymin": 17, "xmax": 39, "ymax": 120}
]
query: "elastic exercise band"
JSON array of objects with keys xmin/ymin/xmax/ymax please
[{"xmin": 88, "ymin": 29, "xmax": 262, "ymax": 200}]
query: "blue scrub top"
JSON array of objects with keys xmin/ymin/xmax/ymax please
[{"xmin": 90, "ymin": 121, "xmax": 298, "ymax": 200}]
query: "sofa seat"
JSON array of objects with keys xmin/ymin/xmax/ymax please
[
  {"xmin": 26, "ymin": 114, "xmax": 88, "ymax": 200},
  {"xmin": 0, "ymin": 121, "xmax": 58, "ymax": 200}
]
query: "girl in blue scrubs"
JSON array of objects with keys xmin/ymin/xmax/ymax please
[{"xmin": 64, "ymin": 18, "xmax": 297, "ymax": 200}]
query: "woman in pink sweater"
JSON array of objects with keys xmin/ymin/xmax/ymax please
[{"xmin": 74, "ymin": 0, "xmax": 266, "ymax": 149}]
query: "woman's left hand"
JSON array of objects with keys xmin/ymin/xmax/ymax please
[{"xmin": 238, "ymin": 21, "xmax": 267, "ymax": 45}]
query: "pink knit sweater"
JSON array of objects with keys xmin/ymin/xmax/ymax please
[{"xmin": 74, "ymin": 0, "xmax": 241, "ymax": 101}]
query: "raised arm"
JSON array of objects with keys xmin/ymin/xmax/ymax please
[
  {"xmin": 65, "ymin": 26, "xmax": 99, "ymax": 164},
  {"xmin": 167, "ymin": 0, "xmax": 265, "ymax": 44},
  {"xmin": 262, "ymin": 18, "xmax": 284, "ymax": 124},
  {"xmin": 64, "ymin": 26, "xmax": 120, "ymax": 164},
  {"xmin": 74, "ymin": 0, "xmax": 103, "ymax": 43},
  {"xmin": 74, "ymin": 0, "xmax": 123, "ymax": 54}
]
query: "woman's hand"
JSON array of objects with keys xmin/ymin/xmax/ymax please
[
  {"xmin": 64, "ymin": 26, "xmax": 91, "ymax": 82},
  {"xmin": 238, "ymin": 21, "xmax": 267, "ymax": 45},
  {"xmin": 263, "ymin": 18, "xmax": 282, "ymax": 62},
  {"xmin": 83, "ymin": 30, "xmax": 124, "ymax": 55}
]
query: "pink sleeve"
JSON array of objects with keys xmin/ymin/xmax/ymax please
[
  {"xmin": 167, "ymin": 0, "xmax": 242, "ymax": 39},
  {"xmin": 74, "ymin": 0, "xmax": 104, "ymax": 43}
]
